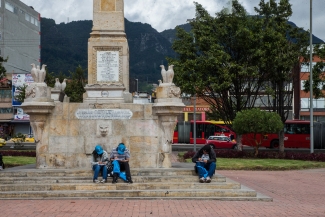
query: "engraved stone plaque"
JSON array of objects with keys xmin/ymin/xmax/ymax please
[
  {"xmin": 75, "ymin": 109, "xmax": 133, "ymax": 120},
  {"xmin": 97, "ymin": 51, "xmax": 119, "ymax": 82}
]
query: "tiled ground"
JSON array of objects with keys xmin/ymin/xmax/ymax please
[{"xmin": 1, "ymin": 152, "xmax": 325, "ymax": 217}]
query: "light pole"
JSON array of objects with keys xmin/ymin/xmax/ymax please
[
  {"xmin": 135, "ymin": 79, "xmax": 138, "ymax": 95},
  {"xmin": 309, "ymin": 0, "xmax": 314, "ymax": 153},
  {"xmin": 186, "ymin": 18, "xmax": 197, "ymax": 152}
]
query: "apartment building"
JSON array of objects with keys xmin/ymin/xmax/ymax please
[{"xmin": 0, "ymin": 0, "xmax": 40, "ymax": 139}]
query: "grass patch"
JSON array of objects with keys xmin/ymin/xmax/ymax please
[
  {"xmin": 216, "ymin": 158, "xmax": 325, "ymax": 170},
  {"xmin": 3, "ymin": 156, "xmax": 36, "ymax": 168}
]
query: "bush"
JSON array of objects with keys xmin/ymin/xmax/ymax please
[
  {"xmin": 0, "ymin": 150, "xmax": 36, "ymax": 157},
  {"xmin": 182, "ymin": 149, "xmax": 325, "ymax": 162}
]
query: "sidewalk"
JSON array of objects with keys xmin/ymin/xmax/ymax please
[{"xmin": 1, "ymin": 155, "xmax": 325, "ymax": 216}]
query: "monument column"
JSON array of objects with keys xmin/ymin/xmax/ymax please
[{"xmin": 85, "ymin": 0, "xmax": 131, "ymax": 103}]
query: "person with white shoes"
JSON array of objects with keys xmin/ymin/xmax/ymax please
[
  {"xmin": 192, "ymin": 144, "xmax": 216, "ymax": 183},
  {"xmin": 91, "ymin": 144, "xmax": 109, "ymax": 183}
]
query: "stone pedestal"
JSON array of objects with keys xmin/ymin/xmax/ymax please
[{"xmin": 153, "ymin": 83, "xmax": 184, "ymax": 168}]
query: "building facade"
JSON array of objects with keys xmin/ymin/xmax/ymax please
[{"xmin": 0, "ymin": 0, "xmax": 40, "ymax": 139}]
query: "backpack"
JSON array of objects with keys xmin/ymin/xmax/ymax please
[{"xmin": 106, "ymin": 160, "xmax": 113, "ymax": 177}]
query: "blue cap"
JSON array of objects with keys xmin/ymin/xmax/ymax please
[
  {"xmin": 95, "ymin": 145, "xmax": 103, "ymax": 155},
  {"xmin": 117, "ymin": 143, "xmax": 126, "ymax": 155}
]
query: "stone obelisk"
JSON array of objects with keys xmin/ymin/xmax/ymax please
[{"xmin": 85, "ymin": 0, "xmax": 131, "ymax": 103}]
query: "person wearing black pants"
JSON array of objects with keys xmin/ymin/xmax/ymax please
[{"xmin": 110, "ymin": 143, "xmax": 133, "ymax": 184}]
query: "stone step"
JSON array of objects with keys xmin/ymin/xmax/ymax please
[
  {"xmin": 0, "ymin": 175, "xmax": 226, "ymax": 184},
  {"xmin": 0, "ymin": 169, "xmax": 196, "ymax": 177},
  {"xmin": 0, "ymin": 182, "xmax": 241, "ymax": 191},
  {"xmin": 0, "ymin": 189, "xmax": 257, "ymax": 199}
]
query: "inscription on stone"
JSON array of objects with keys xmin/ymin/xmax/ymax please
[
  {"xmin": 75, "ymin": 109, "xmax": 133, "ymax": 120},
  {"xmin": 97, "ymin": 51, "xmax": 119, "ymax": 82}
]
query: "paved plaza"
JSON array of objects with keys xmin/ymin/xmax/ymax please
[{"xmin": 0, "ymin": 168, "xmax": 324, "ymax": 217}]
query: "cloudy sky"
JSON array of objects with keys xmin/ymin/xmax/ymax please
[{"xmin": 20, "ymin": 0, "xmax": 325, "ymax": 41}]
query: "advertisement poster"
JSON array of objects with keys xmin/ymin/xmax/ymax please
[
  {"xmin": 14, "ymin": 107, "xmax": 30, "ymax": 121},
  {"xmin": 12, "ymin": 74, "xmax": 34, "ymax": 106}
]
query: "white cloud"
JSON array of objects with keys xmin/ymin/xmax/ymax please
[{"xmin": 20, "ymin": 0, "xmax": 325, "ymax": 41}]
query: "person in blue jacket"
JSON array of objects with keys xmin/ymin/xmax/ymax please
[
  {"xmin": 91, "ymin": 144, "xmax": 109, "ymax": 183},
  {"xmin": 192, "ymin": 144, "xmax": 216, "ymax": 183},
  {"xmin": 110, "ymin": 143, "xmax": 133, "ymax": 184}
]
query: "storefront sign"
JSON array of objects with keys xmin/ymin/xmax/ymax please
[
  {"xmin": 183, "ymin": 107, "xmax": 210, "ymax": 112},
  {"xmin": 14, "ymin": 108, "xmax": 30, "ymax": 120}
]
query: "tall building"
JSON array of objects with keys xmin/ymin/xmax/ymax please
[{"xmin": 0, "ymin": 0, "xmax": 40, "ymax": 139}]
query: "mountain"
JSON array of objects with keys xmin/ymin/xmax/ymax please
[
  {"xmin": 160, "ymin": 22, "xmax": 324, "ymax": 44},
  {"xmin": 41, "ymin": 18, "xmax": 324, "ymax": 89},
  {"xmin": 41, "ymin": 18, "xmax": 175, "ymax": 85}
]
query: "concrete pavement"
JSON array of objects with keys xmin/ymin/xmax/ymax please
[{"xmin": 1, "ymin": 153, "xmax": 325, "ymax": 216}]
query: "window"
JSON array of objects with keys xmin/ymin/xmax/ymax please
[
  {"xmin": 0, "ymin": 108, "xmax": 13, "ymax": 114},
  {"xmin": 5, "ymin": 1, "xmax": 14, "ymax": 13},
  {"xmin": 25, "ymin": 13, "xmax": 30, "ymax": 22}
]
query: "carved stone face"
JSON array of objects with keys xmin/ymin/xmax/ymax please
[{"xmin": 99, "ymin": 125, "xmax": 108, "ymax": 136}]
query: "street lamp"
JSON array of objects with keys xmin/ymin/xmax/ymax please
[
  {"xmin": 309, "ymin": 0, "xmax": 314, "ymax": 153},
  {"xmin": 186, "ymin": 18, "xmax": 197, "ymax": 152},
  {"xmin": 135, "ymin": 79, "xmax": 138, "ymax": 95}
]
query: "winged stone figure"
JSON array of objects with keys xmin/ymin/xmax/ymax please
[
  {"xmin": 54, "ymin": 78, "xmax": 61, "ymax": 90},
  {"xmin": 160, "ymin": 65, "xmax": 167, "ymax": 83},
  {"xmin": 30, "ymin": 63, "xmax": 38, "ymax": 82},
  {"xmin": 166, "ymin": 65, "xmax": 174, "ymax": 83},
  {"xmin": 61, "ymin": 78, "xmax": 67, "ymax": 92}
]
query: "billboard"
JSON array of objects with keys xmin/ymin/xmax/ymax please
[
  {"xmin": 14, "ymin": 107, "xmax": 30, "ymax": 121},
  {"xmin": 12, "ymin": 74, "xmax": 34, "ymax": 106}
]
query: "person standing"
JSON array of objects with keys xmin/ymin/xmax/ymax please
[
  {"xmin": 192, "ymin": 144, "xmax": 216, "ymax": 183},
  {"xmin": 110, "ymin": 143, "xmax": 133, "ymax": 184},
  {"xmin": 91, "ymin": 144, "xmax": 109, "ymax": 183}
]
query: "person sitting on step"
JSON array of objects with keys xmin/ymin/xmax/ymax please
[
  {"xmin": 192, "ymin": 144, "xmax": 216, "ymax": 183},
  {"xmin": 110, "ymin": 143, "xmax": 133, "ymax": 184},
  {"xmin": 91, "ymin": 144, "xmax": 109, "ymax": 183}
]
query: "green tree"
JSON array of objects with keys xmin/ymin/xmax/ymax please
[
  {"xmin": 255, "ymin": 0, "xmax": 309, "ymax": 153},
  {"xmin": 14, "ymin": 84, "xmax": 28, "ymax": 102},
  {"xmin": 44, "ymin": 69, "xmax": 56, "ymax": 88},
  {"xmin": 303, "ymin": 44, "xmax": 325, "ymax": 99},
  {"xmin": 168, "ymin": 1, "xmax": 266, "ymax": 125},
  {"xmin": 232, "ymin": 108, "xmax": 283, "ymax": 156},
  {"xmin": 64, "ymin": 65, "xmax": 86, "ymax": 102},
  {"xmin": 0, "ymin": 56, "xmax": 8, "ymax": 80}
]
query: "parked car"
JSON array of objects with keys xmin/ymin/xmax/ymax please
[
  {"xmin": 9, "ymin": 134, "xmax": 35, "ymax": 143},
  {"xmin": 205, "ymin": 135, "xmax": 237, "ymax": 149},
  {"xmin": 0, "ymin": 138, "xmax": 6, "ymax": 147}
]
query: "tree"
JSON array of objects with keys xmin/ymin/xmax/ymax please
[
  {"xmin": 14, "ymin": 84, "xmax": 28, "ymax": 103},
  {"xmin": 232, "ymin": 108, "xmax": 283, "ymax": 156},
  {"xmin": 303, "ymin": 44, "xmax": 325, "ymax": 99},
  {"xmin": 0, "ymin": 56, "xmax": 7, "ymax": 80},
  {"xmin": 168, "ymin": 1, "xmax": 266, "ymax": 125},
  {"xmin": 64, "ymin": 65, "xmax": 87, "ymax": 102},
  {"xmin": 255, "ymin": 0, "xmax": 309, "ymax": 153}
]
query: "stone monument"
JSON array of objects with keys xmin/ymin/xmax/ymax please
[
  {"xmin": 21, "ymin": 0, "xmax": 184, "ymax": 169},
  {"xmin": 85, "ymin": 0, "xmax": 132, "ymax": 103}
]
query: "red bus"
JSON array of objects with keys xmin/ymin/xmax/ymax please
[
  {"xmin": 241, "ymin": 120, "xmax": 317, "ymax": 149},
  {"xmin": 173, "ymin": 121, "xmax": 235, "ymax": 144}
]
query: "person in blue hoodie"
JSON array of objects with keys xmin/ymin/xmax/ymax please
[
  {"xmin": 91, "ymin": 144, "xmax": 109, "ymax": 183},
  {"xmin": 110, "ymin": 143, "xmax": 133, "ymax": 184}
]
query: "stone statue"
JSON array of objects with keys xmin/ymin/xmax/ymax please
[
  {"xmin": 54, "ymin": 78, "xmax": 61, "ymax": 90},
  {"xmin": 61, "ymin": 79, "xmax": 67, "ymax": 92},
  {"xmin": 39, "ymin": 64, "xmax": 47, "ymax": 83},
  {"xmin": 166, "ymin": 65, "xmax": 174, "ymax": 83},
  {"xmin": 160, "ymin": 65, "xmax": 167, "ymax": 83},
  {"xmin": 160, "ymin": 65, "xmax": 174, "ymax": 84},
  {"xmin": 30, "ymin": 63, "xmax": 38, "ymax": 82}
]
